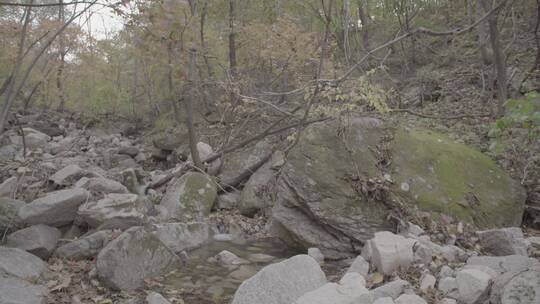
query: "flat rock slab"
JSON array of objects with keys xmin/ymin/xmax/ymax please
[
  {"xmin": 78, "ymin": 193, "xmax": 148, "ymax": 228},
  {"xmin": 6, "ymin": 224, "xmax": 61, "ymax": 259},
  {"xmin": 75, "ymin": 177, "xmax": 128, "ymax": 194},
  {"xmin": 54, "ymin": 230, "xmax": 114, "ymax": 260},
  {"xmin": 231, "ymin": 255, "xmax": 327, "ymax": 304},
  {"xmin": 18, "ymin": 188, "xmax": 89, "ymax": 227},
  {"xmin": 96, "ymin": 226, "xmax": 180, "ymax": 291},
  {"xmin": 0, "ymin": 246, "xmax": 47, "ymax": 280},
  {"xmin": 0, "ymin": 275, "xmax": 48, "ymax": 304}
]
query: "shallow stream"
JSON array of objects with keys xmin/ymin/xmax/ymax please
[{"xmin": 158, "ymin": 237, "xmax": 298, "ymax": 304}]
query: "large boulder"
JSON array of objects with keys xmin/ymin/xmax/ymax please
[
  {"xmin": 49, "ymin": 164, "xmax": 87, "ymax": 186},
  {"xmin": 271, "ymin": 117, "xmax": 526, "ymax": 258},
  {"xmin": 0, "ymin": 197, "xmax": 24, "ymax": 232},
  {"xmin": 78, "ymin": 193, "xmax": 150, "ymax": 228},
  {"xmin": 271, "ymin": 118, "xmax": 392, "ymax": 258},
  {"xmin": 96, "ymin": 226, "xmax": 181, "ymax": 291},
  {"xmin": 6, "ymin": 224, "xmax": 61, "ymax": 259},
  {"xmin": 0, "ymin": 275, "xmax": 48, "ymax": 304},
  {"xmin": 18, "ymin": 188, "xmax": 89, "ymax": 227},
  {"xmin": 231, "ymin": 255, "xmax": 327, "ymax": 304},
  {"xmin": 159, "ymin": 172, "xmax": 217, "ymax": 221},
  {"xmin": 0, "ymin": 246, "xmax": 47, "ymax": 280}
]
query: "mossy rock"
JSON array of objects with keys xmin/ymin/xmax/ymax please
[
  {"xmin": 272, "ymin": 117, "xmax": 526, "ymax": 258},
  {"xmin": 159, "ymin": 172, "xmax": 217, "ymax": 221},
  {"xmin": 392, "ymin": 128, "xmax": 526, "ymax": 228}
]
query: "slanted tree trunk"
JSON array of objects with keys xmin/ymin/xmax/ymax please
[{"xmin": 185, "ymin": 49, "xmax": 203, "ymax": 170}]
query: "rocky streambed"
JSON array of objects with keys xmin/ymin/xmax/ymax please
[{"xmin": 0, "ymin": 112, "xmax": 539, "ymax": 304}]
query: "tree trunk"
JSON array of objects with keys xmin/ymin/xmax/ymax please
[
  {"xmin": 0, "ymin": 3, "xmax": 32, "ymax": 133},
  {"xmin": 56, "ymin": 0, "xmax": 66, "ymax": 112},
  {"xmin": 357, "ymin": 0, "xmax": 370, "ymax": 50},
  {"xmin": 167, "ymin": 42, "xmax": 181, "ymax": 124},
  {"xmin": 228, "ymin": 0, "xmax": 237, "ymax": 78},
  {"xmin": 476, "ymin": 0, "xmax": 491, "ymax": 65},
  {"xmin": 185, "ymin": 49, "xmax": 203, "ymax": 170},
  {"xmin": 481, "ymin": 0, "xmax": 507, "ymax": 117}
]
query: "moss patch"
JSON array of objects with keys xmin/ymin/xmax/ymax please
[{"xmin": 392, "ymin": 128, "xmax": 526, "ymax": 228}]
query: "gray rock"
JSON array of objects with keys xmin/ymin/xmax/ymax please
[
  {"xmin": 22, "ymin": 128, "xmax": 50, "ymax": 150},
  {"xmin": 528, "ymin": 236, "xmax": 540, "ymax": 249},
  {"xmin": 0, "ymin": 246, "xmax": 47, "ymax": 280},
  {"xmin": 238, "ymin": 160, "xmax": 274, "ymax": 217},
  {"xmin": 395, "ymin": 294, "xmax": 427, "ymax": 304},
  {"xmin": 294, "ymin": 272, "xmax": 372, "ymax": 304},
  {"xmin": 219, "ymin": 140, "xmax": 272, "ymax": 183},
  {"xmin": 372, "ymin": 280, "xmax": 411, "ymax": 300},
  {"xmin": 308, "ymin": 248, "xmax": 325, "ymax": 265},
  {"xmin": 373, "ymin": 298, "xmax": 396, "ymax": 304},
  {"xmin": 0, "ymin": 176, "xmax": 17, "ymax": 197},
  {"xmin": 75, "ymin": 177, "xmax": 129, "ymax": 194},
  {"xmin": 159, "ymin": 172, "xmax": 217, "ymax": 221},
  {"xmin": 216, "ymin": 250, "xmax": 249, "ymax": 266},
  {"xmin": 0, "ymin": 275, "xmax": 48, "ymax": 304},
  {"xmin": 96, "ymin": 226, "xmax": 180, "ymax": 291},
  {"xmin": 6, "ymin": 224, "xmax": 61, "ymax": 259},
  {"xmin": 439, "ymin": 299, "xmax": 457, "ymax": 304},
  {"xmin": 370, "ymin": 232, "xmax": 416, "ymax": 275},
  {"xmin": 477, "ymin": 227, "xmax": 529, "ymax": 256},
  {"xmin": 49, "ymin": 164, "xmax": 86, "ymax": 186},
  {"xmin": 496, "ymin": 270, "xmax": 540, "ymax": 304},
  {"xmin": 0, "ymin": 144, "xmax": 18, "ymax": 160},
  {"xmin": 456, "ymin": 269, "xmax": 492, "ymax": 304},
  {"xmin": 438, "ymin": 277, "xmax": 458, "ymax": 298},
  {"xmin": 231, "ymin": 255, "xmax": 327, "ymax": 304},
  {"xmin": 217, "ymin": 192, "xmax": 239, "ymax": 210},
  {"xmin": 78, "ymin": 193, "xmax": 149, "ymax": 228},
  {"xmin": 121, "ymin": 168, "xmax": 142, "ymax": 194},
  {"xmin": 439, "ymin": 266, "xmax": 454, "ymax": 279},
  {"xmin": 247, "ymin": 253, "xmax": 275, "ymax": 263},
  {"xmin": 193, "ymin": 142, "xmax": 221, "ymax": 176},
  {"xmin": 419, "ymin": 273, "xmax": 436, "ymax": 292},
  {"xmin": 146, "ymin": 292, "xmax": 171, "ymax": 304},
  {"xmin": 466, "ymin": 255, "xmax": 537, "ymax": 275},
  {"xmin": 151, "ymin": 222, "xmax": 209, "ymax": 253},
  {"xmin": 0, "ymin": 197, "xmax": 24, "ymax": 231},
  {"xmin": 118, "ymin": 146, "xmax": 139, "ymax": 158},
  {"xmin": 54, "ymin": 230, "xmax": 114, "ymax": 260},
  {"xmin": 18, "ymin": 188, "xmax": 89, "ymax": 227},
  {"xmin": 346, "ymin": 256, "xmax": 370, "ymax": 278}
]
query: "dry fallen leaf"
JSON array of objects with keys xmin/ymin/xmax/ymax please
[{"xmin": 50, "ymin": 275, "xmax": 72, "ymax": 292}]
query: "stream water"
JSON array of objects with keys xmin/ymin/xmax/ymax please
[{"xmin": 158, "ymin": 237, "xmax": 299, "ymax": 304}]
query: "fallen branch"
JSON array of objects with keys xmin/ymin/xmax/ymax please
[{"xmin": 390, "ymin": 108, "xmax": 492, "ymax": 120}]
